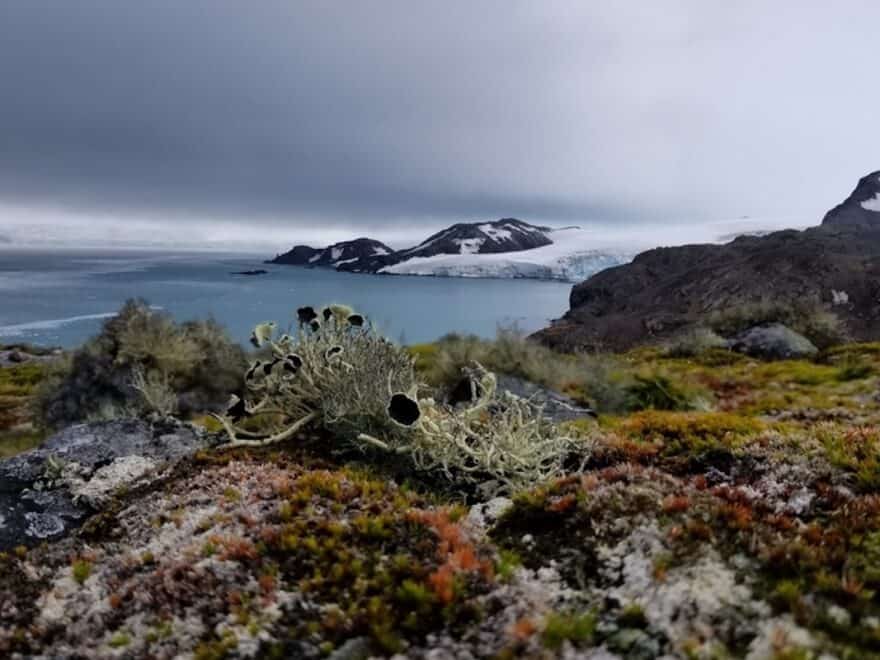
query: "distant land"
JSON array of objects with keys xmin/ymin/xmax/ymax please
[
  {"xmin": 534, "ymin": 170, "xmax": 880, "ymax": 351},
  {"xmin": 268, "ymin": 218, "xmax": 633, "ymax": 282}
]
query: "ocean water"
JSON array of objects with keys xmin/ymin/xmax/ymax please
[{"xmin": 0, "ymin": 249, "xmax": 572, "ymax": 348}]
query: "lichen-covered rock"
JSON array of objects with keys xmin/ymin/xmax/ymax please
[
  {"xmin": 0, "ymin": 418, "xmax": 206, "ymax": 549},
  {"xmin": 728, "ymin": 323, "xmax": 819, "ymax": 360}
]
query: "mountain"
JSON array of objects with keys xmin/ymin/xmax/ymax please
[
  {"xmin": 822, "ymin": 170, "xmax": 880, "ymax": 229},
  {"xmin": 533, "ymin": 172, "xmax": 880, "ymax": 352},
  {"xmin": 268, "ymin": 238, "xmax": 393, "ymax": 268},
  {"xmin": 397, "ymin": 218, "xmax": 552, "ymax": 259},
  {"xmin": 268, "ymin": 219, "xmax": 629, "ymax": 282}
]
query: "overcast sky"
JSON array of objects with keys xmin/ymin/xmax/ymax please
[{"xmin": 1, "ymin": 1, "xmax": 879, "ymax": 249}]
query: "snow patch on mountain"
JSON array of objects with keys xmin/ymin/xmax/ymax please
[{"xmin": 860, "ymin": 193, "xmax": 880, "ymax": 212}]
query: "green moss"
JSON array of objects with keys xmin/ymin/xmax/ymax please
[
  {"xmin": 108, "ymin": 631, "xmax": 131, "ymax": 648},
  {"xmin": 193, "ymin": 631, "xmax": 238, "ymax": 660},
  {"xmin": 816, "ymin": 425, "xmax": 880, "ymax": 490},
  {"xmin": 71, "ymin": 559, "xmax": 92, "ymax": 585},
  {"xmin": 611, "ymin": 410, "xmax": 763, "ymax": 456},
  {"xmin": 0, "ymin": 363, "xmax": 47, "ymax": 397},
  {"xmin": 222, "ymin": 486, "xmax": 241, "ymax": 502},
  {"xmin": 495, "ymin": 549, "xmax": 522, "ymax": 582},
  {"xmin": 541, "ymin": 611, "xmax": 597, "ymax": 650},
  {"xmin": 625, "ymin": 373, "xmax": 699, "ymax": 411},
  {"xmin": 0, "ymin": 430, "xmax": 46, "ymax": 459}
]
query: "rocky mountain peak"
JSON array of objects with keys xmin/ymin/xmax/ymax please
[
  {"xmin": 821, "ymin": 170, "xmax": 880, "ymax": 229},
  {"xmin": 269, "ymin": 237, "xmax": 393, "ymax": 268},
  {"xmin": 400, "ymin": 218, "xmax": 553, "ymax": 259}
]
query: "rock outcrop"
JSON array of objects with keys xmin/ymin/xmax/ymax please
[
  {"xmin": 822, "ymin": 169, "xmax": 880, "ymax": 229},
  {"xmin": 534, "ymin": 172, "xmax": 880, "ymax": 352},
  {"xmin": 0, "ymin": 418, "xmax": 207, "ymax": 550}
]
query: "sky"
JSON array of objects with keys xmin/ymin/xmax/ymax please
[{"xmin": 1, "ymin": 1, "xmax": 879, "ymax": 250}]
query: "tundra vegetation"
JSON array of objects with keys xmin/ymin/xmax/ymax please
[{"xmin": 5, "ymin": 303, "xmax": 880, "ymax": 657}]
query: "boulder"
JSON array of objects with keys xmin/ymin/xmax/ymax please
[
  {"xmin": 728, "ymin": 323, "xmax": 818, "ymax": 360},
  {"xmin": 0, "ymin": 418, "xmax": 207, "ymax": 550},
  {"xmin": 447, "ymin": 373, "xmax": 596, "ymax": 424}
]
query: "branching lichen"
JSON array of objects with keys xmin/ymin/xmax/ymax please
[{"xmin": 215, "ymin": 305, "xmax": 581, "ymax": 495}]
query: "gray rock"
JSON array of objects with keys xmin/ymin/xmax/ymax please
[
  {"xmin": 496, "ymin": 374, "xmax": 597, "ymax": 423},
  {"xmin": 728, "ymin": 323, "xmax": 818, "ymax": 360},
  {"xmin": 0, "ymin": 418, "xmax": 206, "ymax": 550},
  {"xmin": 466, "ymin": 496, "xmax": 513, "ymax": 533},
  {"xmin": 328, "ymin": 637, "xmax": 371, "ymax": 660},
  {"xmin": 448, "ymin": 373, "xmax": 596, "ymax": 424},
  {"xmin": 0, "ymin": 347, "xmax": 62, "ymax": 367},
  {"xmin": 606, "ymin": 628, "xmax": 662, "ymax": 660}
]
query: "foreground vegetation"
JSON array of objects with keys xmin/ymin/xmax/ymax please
[{"xmin": 5, "ymin": 305, "xmax": 880, "ymax": 657}]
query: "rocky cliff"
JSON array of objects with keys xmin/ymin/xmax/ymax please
[{"xmin": 534, "ymin": 172, "xmax": 880, "ymax": 352}]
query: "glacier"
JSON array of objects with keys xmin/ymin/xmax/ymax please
[{"xmin": 379, "ymin": 228, "xmax": 633, "ymax": 282}]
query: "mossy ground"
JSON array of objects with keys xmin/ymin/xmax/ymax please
[
  {"xmin": 0, "ymin": 361, "xmax": 49, "ymax": 458},
  {"xmin": 6, "ymin": 340, "xmax": 880, "ymax": 656}
]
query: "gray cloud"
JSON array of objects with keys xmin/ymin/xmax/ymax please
[{"xmin": 1, "ymin": 1, "xmax": 880, "ymax": 244}]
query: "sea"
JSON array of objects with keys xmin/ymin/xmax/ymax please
[{"xmin": 0, "ymin": 249, "xmax": 571, "ymax": 348}]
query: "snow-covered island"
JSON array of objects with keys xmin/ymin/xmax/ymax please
[{"xmin": 268, "ymin": 219, "xmax": 634, "ymax": 283}]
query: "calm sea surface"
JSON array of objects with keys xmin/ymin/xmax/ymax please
[{"xmin": 0, "ymin": 249, "xmax": 571, "ymax": 348}]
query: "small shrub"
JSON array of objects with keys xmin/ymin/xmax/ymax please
[
  {"xmin": 35, "ymin": 300, "xmax": 246, "ymax": 428},
  {"xmin": 664, "ymin": 327, "xmax": 727, "ymax": 358}
]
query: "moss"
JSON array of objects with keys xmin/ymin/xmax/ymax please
[
  {"xmin": 0, "ymin": 363, "xmax": 47, "ymax": 397},
  {"xmin": 625, "ymin": 373, "xmax": 699, "ymax": 411},
  {"xmin": 163, "ymin": 465, "xmax": 497, "ymax": 655},
  {"xmin": 495, "ymin": 549, "xmax": 522, "ymax": 582},
  {"xmin": 0, "ymin": 552, "xmax": 47, "ymax": 634},
  {"xmin": 193, "ymin": 631, "xmax": 238, "ymax": 660},
  {"xmin": 541, "ymin": 610, "xmax": 597, "ymax": 650},
  {"xmin": 71, "ymin": 558, "xmax": 92, "ymax": 585},
  {"xmin": 611, "ymin": 410, "xmax": 764, "ymax": 456},
  {"xmin": 108, "ymin": 631, "xmax": 131, "ymax": 648},
  {"xmin": 0, "ymin": 430, "xmax": 45, "ymax": 459},
  {"xmin": 617, "ymin": 603, "xmax": 649, "ymax": 629},
  {"xmin": 816, "ymin": 425, "xmax": 880, "ymax": 490}
]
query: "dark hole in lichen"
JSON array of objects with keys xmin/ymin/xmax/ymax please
[
  {"xmin": 347, "ymin": 314, "xmax": 364, "ymax": 327},
  {"xmin": 325, "ymin": 346, "xmax": 343, "ymax": 360},
  {"xmin": 388, "ymin": 393, "xmax": 421, "ymax": 426},
  {"xmin": 226, "ymin": 396, "xmax": 248, "ymax": 421},
  {"xmin": 245, "ymin": 361, "xmax": 263, "ymax": 381},
  {"xmin": 284, "ymin": 354, "xmax": 303, "ymax": 373},
  {"xmin": 448, "ymin": 376, "xmax": 484, "ymax": 407},
  {"xmin": 297, "ymin": 306, "xmax": 318, "ymax": 324},
  {"xmin": 309, "ymin": 319, "xmax": 321, "ymax": 333},
  {"xmin": 323, "ymin": 307, "xmax": 333, "ymax": 321}
]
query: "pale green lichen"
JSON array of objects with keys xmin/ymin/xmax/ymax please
[{"xmin": 215, "ymin": 305, "xmax": 581, "ymax": 495}]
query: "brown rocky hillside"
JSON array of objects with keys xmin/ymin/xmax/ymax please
[{"xmin": 534, "ymin": 171, "xmax": 880, "ymax": 352}]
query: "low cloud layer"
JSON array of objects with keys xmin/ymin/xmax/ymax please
[{"xmin": 1, "ymin": 1, "xmax": 879, "ymax": 247}]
